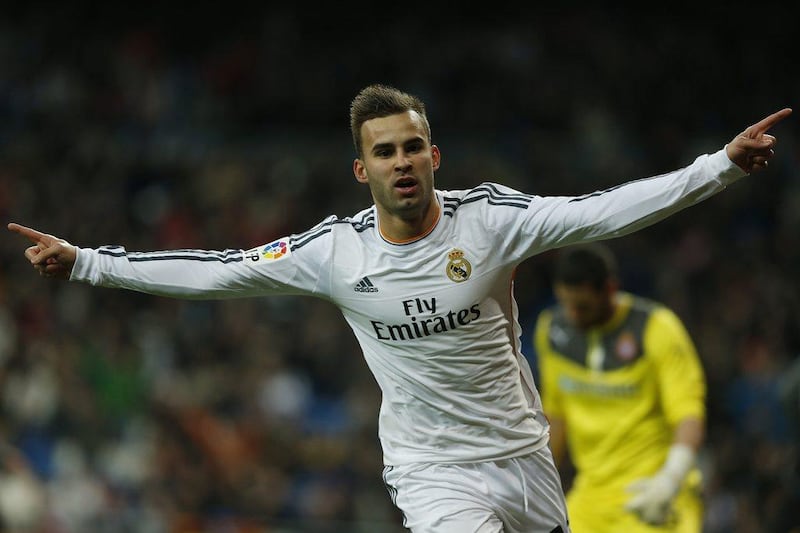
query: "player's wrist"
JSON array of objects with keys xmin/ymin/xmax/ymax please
[{"xmin": 659, "ymin": 443, "xmax": 695, "ymax": 486}]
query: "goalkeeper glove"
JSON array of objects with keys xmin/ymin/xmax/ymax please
[{"xmin": 624, "ymin": 443, "xmax": 695, "ymax": 526}]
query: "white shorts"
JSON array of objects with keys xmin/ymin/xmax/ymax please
[{"xmin": 383, "ymin": 446, "xmax": 570, "ymax": 533}]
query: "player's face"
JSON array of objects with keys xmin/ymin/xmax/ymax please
[
  {"xmin": 554, "ymin": 282, "xmax": 615, "ymax": 330},
  {"xmin": 353, "ymin": 111, "xmax": 440, "ymax": 227}
]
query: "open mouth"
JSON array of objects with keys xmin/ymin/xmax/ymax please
[{"xmin": 395, "ymin": 176, "xmax": 418, "ymax": 195}]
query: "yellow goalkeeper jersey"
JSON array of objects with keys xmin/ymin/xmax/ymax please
[{"xmin": 534, "ymin": 291, "xmax": 706, "ymax": 494}]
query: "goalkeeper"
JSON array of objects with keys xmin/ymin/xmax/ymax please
[{"xmin": 534, "ymin": 243, "xmax": 705, "ymax": 532}]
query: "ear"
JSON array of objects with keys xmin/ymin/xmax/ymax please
[
  {"xmin": 431, "ymin": 144, "xmax": 441, "ymax": 171},
  {"xmin": 605, "ymin": 278, "xmax": 620, "ymax": 297},
  {"xmin": 353, "ymin": 158, "xmax": 369, "ymax": 184}
]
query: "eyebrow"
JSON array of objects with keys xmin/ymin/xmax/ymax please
[
  {"xmin": 371, "ymin": 142, "xmax": 394, "ymax": 154},
  {"xmin": 370, "ymin": 136, "xmax": 425, "ymax": 155}
]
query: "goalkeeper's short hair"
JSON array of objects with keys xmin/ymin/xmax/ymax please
[{"xmin": 553, "ymin": 243, "xmax": 618, "ymax": 290}]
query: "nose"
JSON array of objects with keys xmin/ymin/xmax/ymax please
[{"xmin": 394, "ymin": 151, "xmax": 412, "ymax": 171}]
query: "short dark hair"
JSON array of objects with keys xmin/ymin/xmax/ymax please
[
  {"xmin": 553, "ymin": 243, "xmax": 618, "ymax": 290},
  {"xmin": 349, "ymin": 84, "xmax": 431, "ymax": 158}
]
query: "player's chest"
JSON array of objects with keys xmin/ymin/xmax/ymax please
[{"xmin": 330, "ymin": 241, "xmax": 508, "ymax": 322}]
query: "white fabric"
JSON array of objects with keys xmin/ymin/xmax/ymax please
[
  {"xmin": 71, "ymin": 149, "xmax": 743, "ymax": 467},
  {"xmin": 383, "ymin": 447, "xmax": 570, "ymax": 533}
]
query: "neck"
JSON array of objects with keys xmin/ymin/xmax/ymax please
[
  {"xmin": 378, "ymin": 200, "xmax": 440, "ymax": 243},
  {"xmin": 594, "ymin": 292, "xmax": 622, "ymax": 329}
]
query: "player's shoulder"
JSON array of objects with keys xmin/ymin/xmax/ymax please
[
  {"xmin": 338, "ymin": 206, "xmax": 377, "ymax": 232},
  {"xmin": 534, "ymin": 304, "xmax": 559, "ymax": 331},
  {"xmin": 288, "ymin": 208, "xmax": 376, "ymax": 251},
  {"xmin": 438, "ymin": 182, "xmax": 534, "ymax": 216},
  {"xmin": 627, "ymin": 293, "xmax": 663, "ymax": 315},
  {"xmin": 630, "ymin": 293, "xmax": 689, "ymax": 331},
  {"xmin": 438, "ymin": 181, "xmax": 525, "ymax": 195},
  {"xmin": 305, "ymin": 208, "xmax": 375, "ymax": 234}
]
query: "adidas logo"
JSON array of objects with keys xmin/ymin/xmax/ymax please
[{"xmin": 354, "ymin": 276, "xmax": 379, "ymax": 293}]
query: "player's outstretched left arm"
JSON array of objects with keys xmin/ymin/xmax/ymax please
[
  {"xmin": 725, "ymin": 107, "xmax": 792, "ymax": 173},
  {"xmin": 7, "ymin": 223, "xmax": 77, "ymax": 280}
]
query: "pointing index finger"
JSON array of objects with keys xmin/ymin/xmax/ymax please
[
  {"xmin": 749, "ymin": 107, "xmax": 793, "ymax": 136},
  {"xmin": 7, "ymin": 223, "xmax": 48, "ymax": 244}
]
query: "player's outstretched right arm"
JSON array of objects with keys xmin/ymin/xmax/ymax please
[
  {"xmin": 8, "ymin": 220, "xmax": 332, "ymax": 300},
  {"xmin": 8, "ymin": 221, "xmax": 256, "ymax": 298},
  {"xmin": 7, "ymin": 223, "xmax": 77, "ymax": 280}
]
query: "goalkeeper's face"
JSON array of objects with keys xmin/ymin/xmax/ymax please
[{"xmin": 554, "ymin": 281, "xmax": 616, "ymax": 330}]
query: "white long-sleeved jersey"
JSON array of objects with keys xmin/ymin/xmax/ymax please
[{"xmin": 71, "ymin": 149, "xmax": 745, "ymax": 466}]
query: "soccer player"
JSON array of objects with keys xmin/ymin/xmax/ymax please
[
  {"xmin": 534, "ymin": 242, "xmax": 707, "ymax": 531},
  {"xmin": 8, "ymin": 85, "xmax": 790, "ymax": 533}
]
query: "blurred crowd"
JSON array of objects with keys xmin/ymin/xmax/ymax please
[{"xmin": 1, "ymin": 5, "xmax": 799, "ymax": 533}]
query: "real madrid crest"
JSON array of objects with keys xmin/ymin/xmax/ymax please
[{"xmin": 446, "ymin": 248, "xmax": 472, "ymax": 282}]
